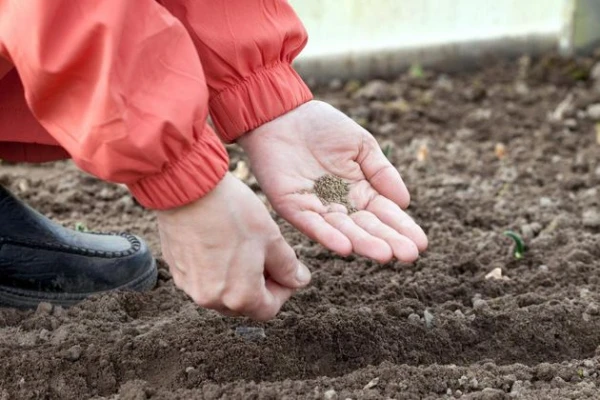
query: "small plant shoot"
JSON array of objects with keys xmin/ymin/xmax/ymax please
[
  {"xmin": 503, "ymin": 230, "xmax": 525, "ymax": 259},
  {"xmin": 382, "ymin": 143, "xmax": 393, "ymax": 160}
]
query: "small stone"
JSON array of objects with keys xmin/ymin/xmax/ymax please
[
  {"xmin": 586, "ymin": 303, "xmax": 600, "ymax": 316},
  {"xmin": 328, "ymin": 78, "xmax": 343, "ymax": 91},
  {"xmin": 563, "ymin": 118, "xmax": 577, "ymax": 128},
  {"xmin": 473, "ymin": 299, "xmax": 489, "ymax": 311},
  {"xmin": 583, "ymin": 360, "xmax": 595, "ymax": 369},
  {"xmin": 551, "ymin": 376, "xmax": 566, "ymax": 388},
  {"xmin": 423, "ymin": 309, "xmax": 435, "ymax": 329},
  {"xmin": 407, "ymin": 313, "xmax": 421, "ymax": 323},
  {"xmin": 469, "ymin": 377, "xmax": 479, "ymax": 389},
  {"xmin": 36, "ymin": 302, "xmax": 53, "ymax": 315},
  {"xmin": 39, "ymin": 329, "xmax": 51, "ymax": 341},
  {"xmin": 454, "ymin": 309, "xmax": 465, "ymax": 318},
  {"xmin": 458, "ymin": 375, "xmax": 469, "ymax": 387},
  {"xmin": 185, "ymin": 367, "xmax": 195, "ymax": 374},
  {"xmin": 379, "ymin": 122, "xmax": 398, "ymax": 136},
  {"xmin": 158, "ymin": 339, "xmax": 168, "ymax": 348},
  {"xmin": 235, "ymin": 326, "xmax": 266, "ymax": 341},
  {"xmin": 485, "ymin": 268, "xmax": 503, "ymax": 280},
  {"xmin": 582, "ymin": 209, "xmax": 600, "ymax": 228},
  {"xmin": 510, "ymin": 380, "xmax": 531, "ymax": 396},
  {"xmin": 587, "ymin": 104, "xmax": 600, "ymax": 120},
  {"xmin": 536, "ymin": 362, "xmax": 557, "ymax": 381},
  {"xmin": 354, "ymin": 80, "xmax": 390, "ymax": 100},
  {"xmin": 538, "ymin": 265, "xmax": 549, "ymax": 272},
  {"xmin": 539, "ymin": 197, "xmax": 553, "ymax": 207},
  {"xmin": 363, "ymin": 377, "xmax": 379, "ymax": 390},
  {"xmin": 64, "ymin": 345, "xmax": 82, "ymax": 361},
  {"xmin": 324, "ymin": 389, "xmax": 338, "ymax": 400}
]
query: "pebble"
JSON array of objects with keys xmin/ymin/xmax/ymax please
[
  {"xmin": 39, "ymin": 329, "xmax": 51, "ymax": 341},
  {"xmin": 36, "ymin": 302, "xmax": 53, "ymax": 315},
  {"xmin": 423, "ymin": 309, "xmax": 435, "ymax": 328},
  {"xmin": 64, "ymin": 345, "xmax": 82, "ymax": 361},
  {"xmin": 363, "ymin": 377, "xmax": 379, "ymax": 390},
  {"xmin": 586, "ymin": 303, "xmax": 600, "ymax": 316},
  {"xmin": 473, "ymin": 299, "xmax": 489, "ymax": 311},
  {"xmin": 583, "ymin": 360, "xmax": 595, "ymax": 369},
  {"xmin": 185, "ymin": 367, "xmax": 195, "ymax": 374},
  {"xmin": 536, "ymin": 362, "xmax": 557, "ymax": 381},
  {"xmin": 354, "ymin": 80, "xmax": 390, "ymax": 100},
  {"xmin": 328, "ymin": 78, "xmax": 343, "ymax": 91},
  {"xmin": 485, "ymin": 268, "xmax": 503, "ymax": 280},
  {"xmin": 407, "ymin": 313, "xmax": 421, "ymax": 323},
  {"xmin": 582, "ymin": 209, "xmax": 600, "ymax": 228},
  {"xmin": 538, "ymin": 265, "xmax": 549, "ymax": 273},
  {"xmin": 235, "ymin": 327, "xmax": 266, "ymax": 341},
  {"xmin": 587, "ymin": 104, "xmax": 600, "ymax": 120},
  {"xmin": 539, "ymin": 197, "xmax": 553, "ymax": 207},
  {"xmin": 324, "ymin": 389, "xmax": 337, "ymax": 400}
]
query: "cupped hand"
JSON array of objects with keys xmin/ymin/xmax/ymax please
[
  {"xmin": 238, "ymin": 100, "xmax": 427, "ymax": 264},
  {"xmin": 156, "ymin": 173, "xmax": 311, "ymax": 320}
]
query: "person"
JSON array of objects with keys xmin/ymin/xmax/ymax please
[{"xmin": 0, "ymin": 1, "xmax": 427, "ymax": 320}]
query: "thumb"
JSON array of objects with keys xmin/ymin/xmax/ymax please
[{"xmin": 265, "ymin": 237, "xmax": 311, "ymax": 289}]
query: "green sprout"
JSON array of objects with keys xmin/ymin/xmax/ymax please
[
  {"xmin": 409, "ymin": 63, "xmax": 424, "ymax": 79},
  {"xmin": 503, "ymin": 230, "xmax": 525, "ymax": 259},
  {"xmin": 75, "ymin": 222, "xmax": 88, "ymax": 232},
  {"xmin": 382, "ymin": 143, "xmax": 393, "ymax": 160}
]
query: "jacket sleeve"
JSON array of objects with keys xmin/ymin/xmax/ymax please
[
  {"xmin": 0, "ymin": 0, "xmax": 229, "ymax": 210},
  {"xmin": 157, "ymin": 0, "xmax": 313, "ymax": 143}
]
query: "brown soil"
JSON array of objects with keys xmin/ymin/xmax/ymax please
[
  {"xmin": 313, "ymin": 175, "xmax": 357, "ymax": 213},
  {"xmin": 1, "ymin": 53, "xmax": 600, "ymax": 399}
]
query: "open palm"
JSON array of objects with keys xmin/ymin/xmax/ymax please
[{"xmin": 238, "ymin": 100, "xmax": 427, "ymax": 263}]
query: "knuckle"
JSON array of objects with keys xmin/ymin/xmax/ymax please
[
  {"xmin": 189, "ymin": 287, "xmax": 222, "ymax": 308},
  {"xmin": 222, "ymin": 288, "xmax": 261, "ymax": 312}
]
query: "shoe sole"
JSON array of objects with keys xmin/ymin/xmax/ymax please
[{"xmin": 0, "ymin": 258, "xmax": 157, "ymax": 309}]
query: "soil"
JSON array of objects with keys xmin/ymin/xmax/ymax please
[
  {"xmin": 313, "ymin": 175, "xmax": 357, "ymax": 213},
  {"xmin": 1, "ymin": 53, "xmax": 600, "ymax": 399}
]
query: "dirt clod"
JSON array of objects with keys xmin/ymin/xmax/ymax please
[{"xmin": 313, "ymin": 174, "xmax": 356, "ymax": 213}]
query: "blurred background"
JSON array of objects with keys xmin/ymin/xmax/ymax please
[{"xmin": 289, "ymin": 0, "xmax": 600, "ymax": 82}]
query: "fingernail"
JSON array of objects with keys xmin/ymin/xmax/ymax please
[{"xmin": 296, "ymin": 263, "xmax": 311, "ymax": 284}]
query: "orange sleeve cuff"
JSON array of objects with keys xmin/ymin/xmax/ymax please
[
  {"xmin": 128, "ymin": 125, "xmax": 229, "ymax": 210},
  {"xmin": 209, "ymin": 62, "xmax": 313, "ymax": 143}
]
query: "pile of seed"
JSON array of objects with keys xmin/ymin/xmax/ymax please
[{"xmin": 313, "ymin": 175, "xmax": 357, "ymax": 213}]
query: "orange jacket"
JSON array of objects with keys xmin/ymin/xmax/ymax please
[{"xmin": 0, "ymin": 0, "xmax": 312, "ymax": 209}]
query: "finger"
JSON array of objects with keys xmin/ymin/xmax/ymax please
[
  {"xmin": 286, "ymin": 209, "xmax": 352, "ymax": 256},
  {"xmin": 358, "ymin": 135, "xmax": 410, "ymax": 208},
  {"xmin": 351, "ymin": 211, "xmax": 419, "ymax": 263},
  {"xmin": 222, "ymin": 272, "xmax": 295, "ymax": 321},
  {"xmin": 323, "ymin": 212, "xmax": 393, "ymax": 263},
  {"xmin": 265, "ymin": 237, "xmax": 312, "ymax": 289},
  {"xmin": 367, "ymin": 196, "xmax": 428, "ymax": 251},
  {"xmin": 235, "ymin": 279, "xmax": 295, "ymax": 321}
]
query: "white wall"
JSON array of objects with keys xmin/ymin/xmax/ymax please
[{"xmin": 290, "ymin": 0, "xmax": 569, "ymax": 60}]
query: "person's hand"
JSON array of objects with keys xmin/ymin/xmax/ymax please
[
  {"xmin": 238, "ymin": 100, "xmax": 427, "ymax": 264},
  {"xmin": 155, "ymin": 173, "xmax": 311, "ymax": 320}
]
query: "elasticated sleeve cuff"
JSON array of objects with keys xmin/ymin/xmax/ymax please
[
  {"xmin": 128, "ymin": 125, "xmax": 229, "ymax": 210},
  {"xmin": 209, "ymin": 62, "xmax": 313, "ymax": 143}
]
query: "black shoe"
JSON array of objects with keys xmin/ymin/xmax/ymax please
[{"xmin": 0, "ymin": 185, "xmax": 157, "ymax": 308}]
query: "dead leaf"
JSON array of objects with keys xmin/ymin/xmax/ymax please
[
  {"xmin": 485, "ymin": 268, "xmax": 503, "ymax": 280},
  {"xmin": 232, "ymin": 161, "xmax": 249, "ymax": 181},
  {"xmin": 494, "ymin": 143, "xmax": 507, "ymax": 160},
  {"xmin": 363, "ymin": 377, "xmax": 379, "ymax": 390},
  {"xmin": 417, "ymin": 143, "xmax": 429, "ymax": 162}
]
